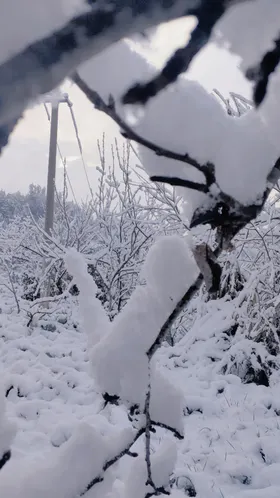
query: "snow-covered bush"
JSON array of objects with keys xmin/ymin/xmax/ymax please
[{"xmin": 0, "ymin": 139, "xmax": 184, "ymax": 323}]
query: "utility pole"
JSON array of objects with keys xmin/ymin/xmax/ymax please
[
  {"xmin": 44, "ymin": 93, "xmax": 69, "ymax": 235},
  {"xmin": 43, "ymin": 92, "xmax": 69, "ymax": 300},
  {"xmin": 44, "ymin": 103, "xmax": 59, "ymax": 235}
]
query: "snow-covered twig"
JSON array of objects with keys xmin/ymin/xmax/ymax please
[
  {"xmin": 147, "ymin": 272, "xmax": 204, "ymax": 359},
  {"xmin": 80, "ymin": 427, "xmax": 145, "ymax": 496},
  {"xmin": 150, "ymin": 175, "xmax": 209, "ymax": 193},
  {"xmin": 72, "ymin": 72, "xmax": 206, "ymax": 176}
]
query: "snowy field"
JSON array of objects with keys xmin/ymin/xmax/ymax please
[{"xmin": 0, "ymin": 283, "xmax": 280, "ymax": 498}]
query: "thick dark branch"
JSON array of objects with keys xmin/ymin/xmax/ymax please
[
  {"xmin": 0, "ymin": 0, "xmax": 195, "ymax": 129},
  {"xmin": 123, "ymin": 0, "xmax": 226, "ymax": 105},
  {"xmin": 247, "ymin": 33, "xmax": 280, "ymax": 106},
  {"xmin": 72, "ymin": 72, "xmax": 205, "ymax": 174},
  {"xmin": 0, "ymin": 451, "xmax": 11, "ymax": 471},
  {"xmin": 150, "ymin": 175, "xmax": 208, "ymax": 193},
  {"xmin": 0, "ymin": 118, "xmax": 21, "ymax": 154}
]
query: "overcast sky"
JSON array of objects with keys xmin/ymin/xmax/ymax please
[{"xmin": 0, "ymin": 18, "xmax": 250, "ymax": 202}]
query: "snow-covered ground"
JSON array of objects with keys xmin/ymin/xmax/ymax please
[{"xmin": 0, "ymin": 283, "xmax": 280, "ymax": 497}]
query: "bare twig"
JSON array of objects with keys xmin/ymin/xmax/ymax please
[
  {"xmin": 150, "ymin": 175, "xmax": 208, "ymax": 193},
  {"xmin": 151, "ymin": 421, "xmax": 183, "ymax": 440},
  {"xmin": 144, "ymin": 365, "xmax": 154, "ymax": 490}
]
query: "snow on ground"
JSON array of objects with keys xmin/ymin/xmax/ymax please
[
  {"xmin": 0, "ymin": 285, "xmax": 280, "ymax": 496},
  {"xmin": 0, "ymin": 292, "xmax": 131, "ymax": 460}
]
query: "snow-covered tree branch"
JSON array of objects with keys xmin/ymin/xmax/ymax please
[
  {"xmin": 72, "ymin": 68, "xmax": 280, "ymax": 254},
  {"xmin": 1, "ymin": 0, "xmax": 280, "ymax": 154}
]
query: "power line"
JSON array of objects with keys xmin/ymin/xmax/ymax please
[{"xmin": 66, "ymin": 99, "xmax": 94, "ymax": 202}]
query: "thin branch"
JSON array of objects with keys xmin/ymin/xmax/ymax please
[
  {"xmin": 80, "ymin": 428, "xmax": 145, "ymax": 496},
  {"xmin": 147, "ymin": 272, "xmax": 203, "ymax": 359},
  {"xmin": 72, "ymin": 72, "xmax": 205, "ymax": 174},
  {"xmin": 146, "ymin": 243, "xmax": 223, "ymax": 359},
  {"xmin": 151, "ymin": 421, "xmax": 184, "ymax": 440},
  {"xmin": 109, "ymin": 234, "xmax": 153, "ymax": 288},
  {"xmin": 144, "ymin": 365, "xmax": 154, "ymax": 489}
]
